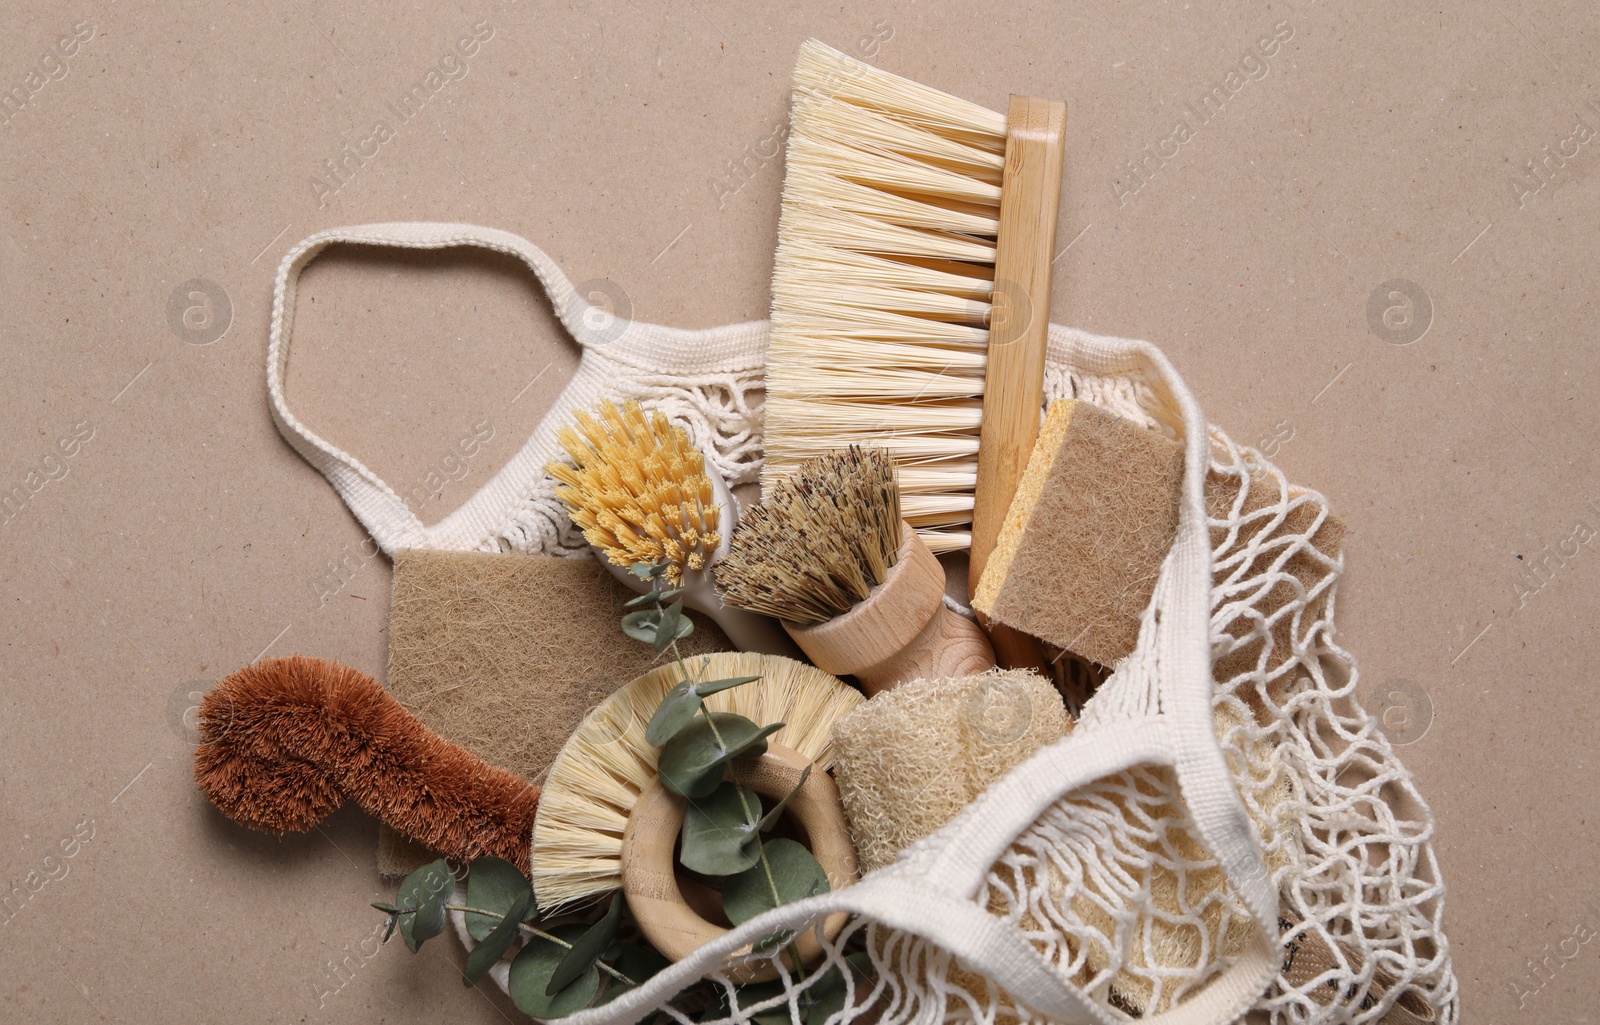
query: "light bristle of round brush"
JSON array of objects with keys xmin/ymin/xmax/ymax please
[
  {"xmin": 716, "ymin": 448, "xmax": 901, "ymax": 626},
  {"xmin": 530, "ymin": 652, "xmax": 863, "ymax": 912},
  {"xmin": 546, "ymin": 399, "xmax": 721, "ymax": 585},
  {"xmin": 764, "ymin": 39, "xmax": 1011, "ymax": 555}
]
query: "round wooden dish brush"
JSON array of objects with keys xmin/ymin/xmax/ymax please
[
  {"xmin": 716, "ymin": 447, "xmax": 995, "ymax": 694},
  {"xmin": 530, "ymin": 651, "xmax": 862, "ymax": 912}
]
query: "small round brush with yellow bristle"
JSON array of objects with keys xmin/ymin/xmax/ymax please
[
  {"xmin": 717, "ymin": 447, "xmax": 995, "ymax": 693},
  {"xmin": 547, "ymin": 399, "xmax": 797, "ymax": 656}
]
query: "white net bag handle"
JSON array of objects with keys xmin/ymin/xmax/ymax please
[
  {"xmin": 266, "ymin": 222, "xmax": 770, "ymax": 556},
  {"xmin": 555, "ymin": 329, "xmax": 1282, "ymax": 1025}
]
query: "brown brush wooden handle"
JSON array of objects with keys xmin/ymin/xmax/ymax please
[
  {"xmin": 784, "ymin": 522, "xmax": 995, "ymax": 694},
  {"xmin": 620, "ymin": 744, "xmax": 856, "ymax": 983},
  {"xmin": 970, "ymin": 95, "xmax": 1067, "ymax": 672}
]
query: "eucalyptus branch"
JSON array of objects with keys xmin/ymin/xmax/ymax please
[{"xmin": 442, "ymin": 904, "xmax": 640, "ymax": 987}]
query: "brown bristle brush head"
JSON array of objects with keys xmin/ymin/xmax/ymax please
[
  {"xmin": 546, "ymin": 398, "xmax": 721, "ymax": 586},
  {"xmin": 719, "ymin": 448, "xmax": 995, "ymax": 693},
  {"xmin": 193, "ymin": 655, "xmax": 538, "ymax": 872},
  {"xmin": 716, "ymin": 446, "xmax": 901, "ymax": 625}
]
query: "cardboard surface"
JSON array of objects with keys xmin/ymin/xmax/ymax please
[{"xmin": 2, "ymin": 1, "xmax": 1595, "ymax": 1021}]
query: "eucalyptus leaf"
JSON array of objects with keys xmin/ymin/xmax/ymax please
[
  {"xmin": 757, "ymin": 764, "xmax": 812, "ymax": 833},
  {"xmin": 654, "ymin": 598, "xmax": 691, "ymax": 652},
  {"xmin": 396, "ymin": 859, "xmax": 455, "ymax": 952},
  {"xmin": 510, "ymin": 923, "xmax": 601, "ymax": 1018},
  {"xmin": 625, "ymin": 586, "xmax": 684, "ymax": 609},
  {"xmin": 645, "ymin": 679, "xmax": 704, "ymax": 747},
  {"xmin": 647, "ymin": 675, "xmax": 765, "ymax": 747},
  {"xmin": 595, "ymin": 943, "xmax": 672, "ymax": 1004},
  {"xmin": 658, "ymin": 714, "xmax": 782, "ymax": 798},
  {"xmin": 693, "ymin": 675, "xmax": 761, "ymax": 697},
  {"xmin": 548, "ymin": 892, "xmax": 624, "ymax": 994},
  {"xmin": 621, "ymin": 609, "xmax": 663, "ymax": 645},
  {"xmin": 680, "ymin": 781, "xmax": 763, "ymax": 875},
  {"xmin": 722, "ymin": 839, "xmax": 831, "ymax": 926},
  {"xmin": 463, "ymin": 890, "xmax": 531, "ymax": 986},
  {"xmin": 613, "ymin": 944, "xmax": 670, "ymax": 984},
  {"xmin": 629, "ymin": 561, "xmax": 667, "ymax": 580},
  {"xmin": 464, "ymin": 856, "xmax": 533, "ymax": 942}
]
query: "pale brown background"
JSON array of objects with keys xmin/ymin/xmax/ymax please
[{"xmin": 1, "ymin": 0, "xmax": 1594, "ymax": 1021}]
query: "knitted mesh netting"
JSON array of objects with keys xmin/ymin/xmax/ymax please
[
  {"xmin": 452, "ymin": 322, "xmax": 1456, "ymax": 1025},
  {"xmin": 266, "ymin": 224, "xmax": 1453, "ymax": 1024}
]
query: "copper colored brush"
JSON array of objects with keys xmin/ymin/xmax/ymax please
[{"xmin": 193, "ymin": 655, "xmax": 537, "ymax": 872}]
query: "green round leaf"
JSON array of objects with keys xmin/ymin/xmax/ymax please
[
  {"xmin": 722, "ymin": 839, "xmax": 831, "ymax": 926},
  {"xmin": 464, "ymin": 856, "xmax": 534, "ymax": 941},
  {"xmin": 680, "ymin": 782, "xmax": 762, "ymax": 875},
  {"xmin": 396, "ymin": 859, "xmax": 456, "ymax": 952},
  {"xmin": 510, "ymin": 924, "xmax": 601, "ymax": 1018},
  {"xmin": 645, "ymin": 679, "xmax": 704, "ymax": 747},
  {"xmin": 622, "ymin": 609, "xmax": 664, "ymax": 645},
  {"xmin": 653, "ymin": 599, "xmax": 693, "ymax": 652},
  {"xmin": 463, "ymin": 890, "xmax": 531, "ymax": 986},
  {"xmin": 548, "ymin": 892, "xmax": 624, "ymax": 994},
  {"xmin": 658, "ymin": 714, "xmax": 781, "ymax": 798}
]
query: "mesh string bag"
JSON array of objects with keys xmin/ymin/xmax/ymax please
[
  {"xmin": 452, "ymin": 321, "xmax": 1456, "ymax": 1025},
  {"xmin": 271, "ymin": 223, "xmax": 1457, "ymax": 1025}
]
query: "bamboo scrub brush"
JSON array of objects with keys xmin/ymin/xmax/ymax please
[
  {"xmin": 716, "ymin": 448, "xmax": 994, "ymax": 694},
  {"xmin": 548, "ymin": 399, "xmax": 797, "ymax": 657},
  {"xmin": 763, "ymin": 39, "xmax": 1067, "ymax": 583},
  {"xmin": 530, "ymin": 651, "xmax": 862, "ymax": 911}
]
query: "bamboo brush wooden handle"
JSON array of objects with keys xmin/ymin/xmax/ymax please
[
  {"xmin": 971, "ymin": 95, "xmax": 1068, "ymax": 672},
  {"xmin": 620, "ymin": 744, "xmax": 856, "ymax": 983},
  {"xmin": 784, "ymin": 522, "xmax": 995, "ymax": 694}
]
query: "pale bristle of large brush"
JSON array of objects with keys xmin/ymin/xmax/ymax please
[
  {"xmin": 764, "ymin": 39, "xmax": 1011, "ymax": 555},
  {"xmin": 546, "ymin": 399, "xmax": 720, "ymax": 585},
  {"xmin": 717, "ymin": 448, "xmax": 902, "ymax": 625},
  {"xmin": 530, "ymin": 652, "xmax": 864, "ymax": 911}
]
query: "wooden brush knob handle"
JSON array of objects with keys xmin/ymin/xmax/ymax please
[
  {"xmin": 620, "ymin": 744, "xmax": 856, "ymax": 983},
  {"xmin": 784, "ymin": 522, "xmax": 996, "ymax": 694}
]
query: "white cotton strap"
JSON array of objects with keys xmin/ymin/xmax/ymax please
[
  {"xmin": 266, "ymin": 223, "xmax": 598, "ymax": 552},
  {"xmin": 267, "ymin": 223, "xmax": 770, "ymax": 556}
]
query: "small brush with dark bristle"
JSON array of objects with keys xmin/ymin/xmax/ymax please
[
  {"xmin": 718, "ymin": 447, "xmax": 901, "ymax": 625},
  {"xmin": 718, "ymin": 448, "xmax": 994, "ymax": 694}
]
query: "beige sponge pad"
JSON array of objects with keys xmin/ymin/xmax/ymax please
[
  {"xmin": 830, "ymin": 669, "xmax": 1071, "ymax": 873},
  {"xmin": 973, "ymin": 400, "xmax": 1184, "ymax": 667},
  {"xmin": 974, "ymin": 399, "xmax": 1345, "ymax": 675},
  {"xmin": 377, "ymin": 548, "xmax": 729, "ymax": 876}
]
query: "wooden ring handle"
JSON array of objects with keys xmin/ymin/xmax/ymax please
[
  {"xmin": 621, "ymin": 743, "xmax": 857, "ymax": 983},
  {"xmin": 785, "ymin": 522, "xmax": 996, "ymax": 694}
]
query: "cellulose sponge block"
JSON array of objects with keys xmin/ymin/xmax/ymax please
[
  {"xmin": 973, "ymin": 400, "xmax": 1183, "ymax": 667},
  {"xmin": 378, "ymin": 549, "xmax": 730, "ymax": 876},
  {"xmin": 973, "ymin": 400, "xmax": 1346, "ymax": 672},
  {"xmin": 830, "ymin": 669, "xmax": 1071, "ymax": 873}
]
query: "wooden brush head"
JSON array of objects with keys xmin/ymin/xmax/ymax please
[
  {"xmin": 716, "ymin": 447, "xmax": 901, "ymax": 625},
  {"xmin": 547, "ymin": 399, "xmax": 721, "ymax": 585}
]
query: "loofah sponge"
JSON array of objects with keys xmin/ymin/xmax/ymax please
[
  {"xmin": 975, "ymin": 399, "xmax": 1344, "ymax": 672},
  {"xmin": 378, "ymin": 548, "xmax": 729, "ymax": 876},
  {"xmin": 830, "ymin": 669, "xmax": 1071, "ymax": 873}
]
